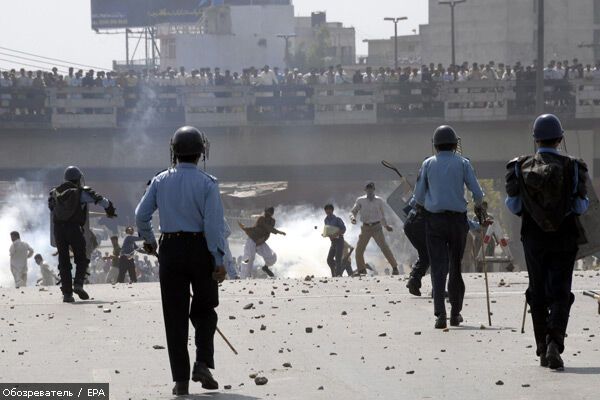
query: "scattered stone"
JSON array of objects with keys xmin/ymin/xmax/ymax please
[
  {"xmin": 306, "ymin": 327, "xmax": 313, "ymax": 333},
  {"xmin": 341, "ymin": 311, "xmax": 347, "ymax": 316},
  {"xmin": 260, "ymin": 324, "xmax": 267, "ymax": 331},
  {"xmin": 243, "ymin": 303, "xmax": 254, "ymax": 310},
  {"xmin": 283, "ymin": 362, "xmax": 292, "ymax": 368},
  {"xmin": 378, "ymin": 333, "xmax": 387, "ymax": 337},
  {"xmin": 103, "ymin": 308, "xmax": 111, "ymax": 313},
  {"xmin": 480, "ymin": 324, "xmax": 487, "ymax": 330},
  {"xmin": 229, "ymin": 316, "xmax": 236, "ymax": 320},
  {"xmin": 406, "ymin": 370, "xmax": 415, "ymax": 375},
  {"xmin": 152, "ymin": 345, "xmax": 165, "ymax": 350},
  {"xmin": 254, "ymin": 376, "xmax": 268, "ymax": 386},
  {"xmin": 249, "ymin": 373, "xmax": 258, "ymax": 379},
  {"xmin": 224, "ymin": 385, "xmax": 232, "ymax": 390},
  {"xmin": 414, "ymin": 331, "xmax": 422, "ymax": 335},
  {"xmin": 496, "ymin": 380, "xmax": 504, "ymax": 386},
  {"xmin": 522, "ymin": 384, "xmax": 530, "ymax": 388}
]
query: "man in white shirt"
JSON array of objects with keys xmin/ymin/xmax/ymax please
[
  {"xmin": 9, "ymin": 231, "xmax": 34, "ymax": 288},
  {"xmin": 350, "ymin": 182, "xmax": 399, "ymax": 275},
  {"xmin": 258, "ymin": 65, "xmax": 278, "ymax": 86},
  {"xmin": 34, "ymin": 254, "xmax": 58, "ymax": 286}
]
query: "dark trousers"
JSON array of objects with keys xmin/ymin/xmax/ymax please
[
  {"xmin": 426, "ymin": 212, "xmax": 469, "ymax": 317},
  {"xmin": 327, "ymin": 237, "xmax": 344, "ymax": 277},
  {"xmin": 522, "ymin": 224, "xmax": 577, "ymax": 354},
  {"xmin": 54, "ymin": 222, "xmax": 88, "ymax": 294},
  {"xmin": 159, "ymin": 234, "xmax": 219, "ymax": 382},
  {"xmin": 117, "ymin": 256, "xmax": 137, "ymax": 283},
  {"xmin": 404, "ymin": 213, "xmax": 430, "ymax": 282}
]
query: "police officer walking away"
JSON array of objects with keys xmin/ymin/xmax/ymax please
[
  {"xmin": 413, "ymin": 126, "xmax": 484, "ymax": 329},
  {"xmin": 505, "ymin": 114, "xmax": 589, "ymax": 370},
  {"xmin": 135, "ymin": 126, "xmax": 226, "ymax": 396},
  {"xmin": 49, "ymin": 166, "xmax": 116, "ymax": 302}
]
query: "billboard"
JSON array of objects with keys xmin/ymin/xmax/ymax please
[{"xmin": 91, "ymin": 0, "xmax": 209, "ymax": 30}]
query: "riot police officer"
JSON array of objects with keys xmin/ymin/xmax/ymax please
[
  {"xmin": 413, "ymin": 126, "xmax": 485, "ymax": 329},
  {"xmin": 135, "ymin": 126, "xmax": 226, "ymax": 396},
  {"xmin": 49, "ymin": 166, "xmax": 116, "ymax": 303},
  {"xmin": 505, "ymin": 114, "xmax": 589, "ymax": 370}
]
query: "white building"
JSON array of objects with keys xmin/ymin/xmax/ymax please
[
  {"xmin": 419, "ymin": 0, "xmax": 599, "ymax": 66},
  {"xmin": 294, "ymin": 12, "xmax": 356, "ymax": 66},
  {"xmin": 159, "ymin": 2, "xmax": 294, "ymax": 71},
  {"xmin": 364, "ymin": 35, "xmax": 421, "ymax": 67}
]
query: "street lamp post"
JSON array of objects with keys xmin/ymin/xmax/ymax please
[
  {"xmin": 276, "ymin": 34, "xmax": 297, "ymax": 69},
  {"xmin": 384, "ymin": 17, "xmax": 408, "ymax": 69},
  {"xmin": 439, "ymin": 0, "xmax": 466, "ymax": 67},
  {"xmin": 536, "ymin": 0, "xmax": 544, "ymax": 114}
]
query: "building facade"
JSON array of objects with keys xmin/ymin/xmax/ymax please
[
  {"xmin": 294, "ymin": 12, "xmax": 356, "ymax": 67},
  {"xmin": 159, "ymin": 2, "xmax": 294, "ymax": 71},
  {"xmin": 419, "ymin": 0, "xmax": 598, "ymax": 66}
]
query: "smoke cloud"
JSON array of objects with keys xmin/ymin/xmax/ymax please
[
  {"xmin": 229, "ymin": 202, "xmax": 416, "ymax": 279},
  {"xmin": 0, "ymin": 180, "xmax": 55, "ymax": 288}
]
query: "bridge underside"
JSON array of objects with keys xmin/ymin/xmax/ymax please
[{"xmin": 2, "ymin": 119, "xmax": 599, "ymax": 184}]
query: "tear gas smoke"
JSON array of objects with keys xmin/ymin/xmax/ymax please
[
  {"xmin": 0, "ymin": 180, "xmax": 55, "ymax": 288},
  {"xmin": 229, "ymin": 203, "xmax": 416, "ymax": 279}
]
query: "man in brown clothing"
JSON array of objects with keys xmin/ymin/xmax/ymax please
[{"xmin": 238, "ymin": 207, "xmax": 286, "ymax": 278}]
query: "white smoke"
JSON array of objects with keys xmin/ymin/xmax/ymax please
[
  {"xmin": 0, "ymin": 180, "xmax": 55, "ymax": 288},
  {"xmin": 229, "ymin": 203, "xmax": 417, "ymax": 279}
]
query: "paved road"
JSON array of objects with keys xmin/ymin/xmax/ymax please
[{"xmin": 1, "ymin": 272, "xmax": 599, "ymax": 400}]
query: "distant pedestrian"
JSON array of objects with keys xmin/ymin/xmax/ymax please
[
  {"xmin": 9, "ymin": 231, "xmax": 33, "ymax": 288},
  {"xmin": 322, "ymin": 204, "xmax": 350, "ymax": 277},
  {"xmin": 118, "ymin": 226, "xmax": 143, "ymax": 283}
]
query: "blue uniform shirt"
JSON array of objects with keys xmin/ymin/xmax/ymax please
[
  {"xmin": 505, "ymin": 147, "xmax": 589, "ymax": 216},
  {"xmin": 135, "ymin": 163, "xmax": 226, "ymax": 266},
  {"xmin": 414, "ymin": 151, "xmax": 484, "ymax": 213}
]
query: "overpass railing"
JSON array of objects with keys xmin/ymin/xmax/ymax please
[{"xmin": 0, "ymin": 80, "xmax": 586, "ymax": 129}]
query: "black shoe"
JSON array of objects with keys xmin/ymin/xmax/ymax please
[
  {"xmin": 192, "ymin": 362, "xmax": 219, "ymax": 390},
  {"xmin": 435, "ymin": 315, "xmax": 447, "ymax": 329},
  {"xmin": 392, "ymin": 267, "xmax": 400, "ymax": 276},
  {"xmin": 546, "ymin": 342, "xmax": 564, "ymax": 370},
  {"xmin": 540, "ymin": 352, "xmax": 549, "ymax": 367},
  {"xmin": 406, "ymin": 278, "xmax": 422, "ymax": 297},
  {"xmin": 262, "ymin": 266, "xmax": 275, "ymax": 278},
  {"xmin": 172, "ymin": 381, "xmax": 189, "ymax": 396},
  {"xmin": 63, "ymin": 293, "xmax": 75, "ymax": 303},
  {"xmin": 73, "ymin": 284, "xmax": 89, "ymax": 300},
  {"xmin": 450, "ymin": 314, "xmax": 463, "ymax": 327},
  {"xmin": 352, "ymin": 269, "xmax": 367, "ymax": 277}
]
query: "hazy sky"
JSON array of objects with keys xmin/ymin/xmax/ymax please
[{"xmin": 0, "ymin": 1, "xmax": 428, "ymax": 72}]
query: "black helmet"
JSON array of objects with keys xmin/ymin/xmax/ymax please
[
  {"xmin": 171, "ymin": 126, "xmax": 206, "ymax": 157},
  {"xmin": 64, "ymin": 166, "xmax": 83, "ymax": 182},
  {"xmin": 533, "ymin": 114, "xmax": 564, "ymax": 141},
  {"xmin": 433, "ymin": 125, "xmax": 459, "ymax": 146}
]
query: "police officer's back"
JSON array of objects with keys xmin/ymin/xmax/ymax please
[
  {"xmin": 49, "ymin": 166, "xmax": 116, "ymax": 302},
  {"xmin": 413, "ymin": 126, "xmax": 485, "ymax": 329},
  {"xmin": 505, "ymin": 114, "xmax": 589, "ymax": 370},
  {"xmin": 135, "ymin": 126, "xmax": 226, "ymax": 396}
]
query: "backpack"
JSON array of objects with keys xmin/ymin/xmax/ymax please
[
  {"xmin": 517, "ymin": 152, "xmax": 574, "ymax": 232},
  {"xmin": 50, "ymin": 183, "xmax": 83, "ymax": 224}
]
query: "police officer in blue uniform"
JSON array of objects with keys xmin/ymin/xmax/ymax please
[
  {"xmin": 505, "ymin": 114, "xmax": 589, "ymax": 370},
  {"xmin": 413, "ymin": 126, "xmax": 485, "ymax": 329},
  {"xmin": 135, "ymin": 126, "xmax": 226, "ymax": 396},
  {"xmin": 49, "ymin": 166, "xmax": 116, "ymax": 303}
]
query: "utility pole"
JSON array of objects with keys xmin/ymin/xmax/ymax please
[
  {"xmin": 277, "ymin": 34, "xmax": 297, "ymax": 69},
  {"xmin": 439, "ymin": 0, "xmax": 466, "ymax": 67},
  {"xmin": 536, "ymin": 0, "xmax": 545, "ymax": 115},
  {"xmin": 384, "ymin": 17, "xmax": 408, "ymax": 69}
]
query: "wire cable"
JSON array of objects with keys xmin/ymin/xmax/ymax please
[{"xmin": 0, "ymin": 46, "xmax": 111, "ymax": 71}]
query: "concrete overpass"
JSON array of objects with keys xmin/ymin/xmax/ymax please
[{"xmin": 1, "ymin": 81, "xmax": 600, "ymax": 184}]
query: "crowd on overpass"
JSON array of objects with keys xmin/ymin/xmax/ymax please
[
  {"xmin": 2, "ymin": 58, "xmax": 600, "ymax": 89},
  {"xmin": 1, "ymin": 58, "xmax": 600, "ymax": 120}
]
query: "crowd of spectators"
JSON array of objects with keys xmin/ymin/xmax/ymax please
[
  {"xmin": 2, "ymin": 58, "xmax": 600, "ymax": 119},
  {"xmin": 3, "ymin": 58, "xmax": 600, "ymax": 91}
]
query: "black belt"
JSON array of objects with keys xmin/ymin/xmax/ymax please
[
  {"xmin": 161, "ymin": 232, "xmax": 204, "ymax": 240},
  {"xmin": 363, "ymin": 221, "xmax": 381, "ymax": 227},
  {"xmin": 428, "ymin": 210, "xmax": 466, "ymax": 216}
]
